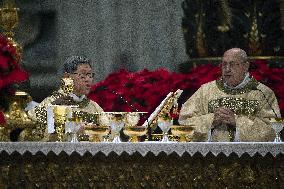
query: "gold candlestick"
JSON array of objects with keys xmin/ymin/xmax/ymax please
[
  {"xmin": 0, "ymin": 0, "xmax": 18, "ymax": 37},
  {"xmin": 0, "ymin": 0, "xmax": 22, "ymax": 63}
]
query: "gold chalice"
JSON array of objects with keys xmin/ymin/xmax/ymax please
[
  {"xmin": 84, "ymin": 123, "xmax": 109, "ymax": 142},
  {"xmin": 53, "ymin": 105, "xmax": 69, "ymax": 142},
  {"xmin": 52, "ymin": 105, "xmax": 77, "ymax": 142},
  {"xmin": 71, "ymin": 112, "xmax": 103, "ymax": 142},
  {"xmin": 124, "ymin": 112, "xmax": 147, "ymax": 142},
  {"xmin": 97, "ymin": 112, "xmax": 111, "ymax": 141},
  {"xmin": 171, "ymin": 125, "xmax": 195, "ymax": 142},
  {"xmin": 123, "ymin": 126, "xmax": 147, "ymax": 142},
  {"xmin": 83, "ymin": 112, "xmax": 109, "ymax": 142}
]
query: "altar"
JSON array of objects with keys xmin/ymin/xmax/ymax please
[{"xmin": 0, "ymin": 142, "xmax": 283, "ymax": 188}]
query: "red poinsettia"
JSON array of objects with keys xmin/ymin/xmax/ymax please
[
  {"xmin": 89, "ymin": 60, "xmax": 284, "ymax": 119},
  {"xmin": 250, "ymin": 60, "xmax": 284, "ymax": 115},
  {"xmin": 89, "ymin": 66, "xmax": 219, "ymax": 121},
  {"xmin": 0, "ymin": 112, "xmax": 5, "ymax": 125},
  {"xmin": 0, "ymin": 34, "xmax": 29, "ymax": 125}
]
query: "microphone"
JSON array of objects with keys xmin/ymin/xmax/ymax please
[
  {"xmin": 109, "ymin": 89, "xmax": 140, "ymax": 112},
  {"xmin": 97, "ymin": 86, "xmax": 139, "ymax": 112},
  {"xmin": 105, "ymin": 88, "xmax": 150, "ymax": 125},
  {"xmin": 251, "ymin": 86, "xmax": 279, "ymax": 118},
  {"xmin": 107, "ymin": 88, "xmax": 152, "ymax": 139}
]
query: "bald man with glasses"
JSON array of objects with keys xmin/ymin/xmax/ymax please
[{"xmin": 179, "ymin": 48, "xmax": 281, "ymax": 142}]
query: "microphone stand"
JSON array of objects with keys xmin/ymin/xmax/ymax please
[{"xmin": 252, "ymin": 87, "xmax": 279, "ymax": 118}]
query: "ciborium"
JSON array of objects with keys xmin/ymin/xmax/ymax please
[
  {"xmin": 171, "ymin": 125, "xmax": 195, "ymax": 142},
  {"xmin": 123, "ymin": 112, "xmax": 148, "ymax": 142}
]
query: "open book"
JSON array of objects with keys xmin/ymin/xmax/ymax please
[{"xmin": 142, "ymin": 89, "xmax": 183, "ymax": 127}]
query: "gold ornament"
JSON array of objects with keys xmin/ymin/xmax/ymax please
[
  {"xmin": 2, "ymin": 91, "xmax": 36, "ymax": 141},
  {"xmin": 0, "ymin": 0, "xmax": 22, "ymax": 63}
]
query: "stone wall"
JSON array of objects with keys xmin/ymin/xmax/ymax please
[{"xmin": 5, "ymin": 0, "xmax": 188, "ymax": 101}]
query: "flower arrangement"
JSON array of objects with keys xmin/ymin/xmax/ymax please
[
  {"xmin": 0, "ymin": 34, "xmax": 29, "ymax": 125},
  {"xmin": 89, "ymin": 60, "xmax": 284, "ymax": 118}
]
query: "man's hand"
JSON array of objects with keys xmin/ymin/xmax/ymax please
[{"xmin": 212, "ymin": 107, "xmax": 236, "ymax": 128}]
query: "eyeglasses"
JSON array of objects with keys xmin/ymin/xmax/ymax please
[
  {"xmin": 73, "ymin": 72, "xmax": 94, "ymax": 79},
  {"xmin": 220, "ymin": 61, "xmax": 242, "ymax": 68}
]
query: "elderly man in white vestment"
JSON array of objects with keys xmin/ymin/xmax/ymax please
[
  {"xmin": 27, "ymin": 56, "xmax": 103, "ymax": 141},
  {"xmin": 179, "ymin": 48, "xmax": 281, "ymax": 142}
]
